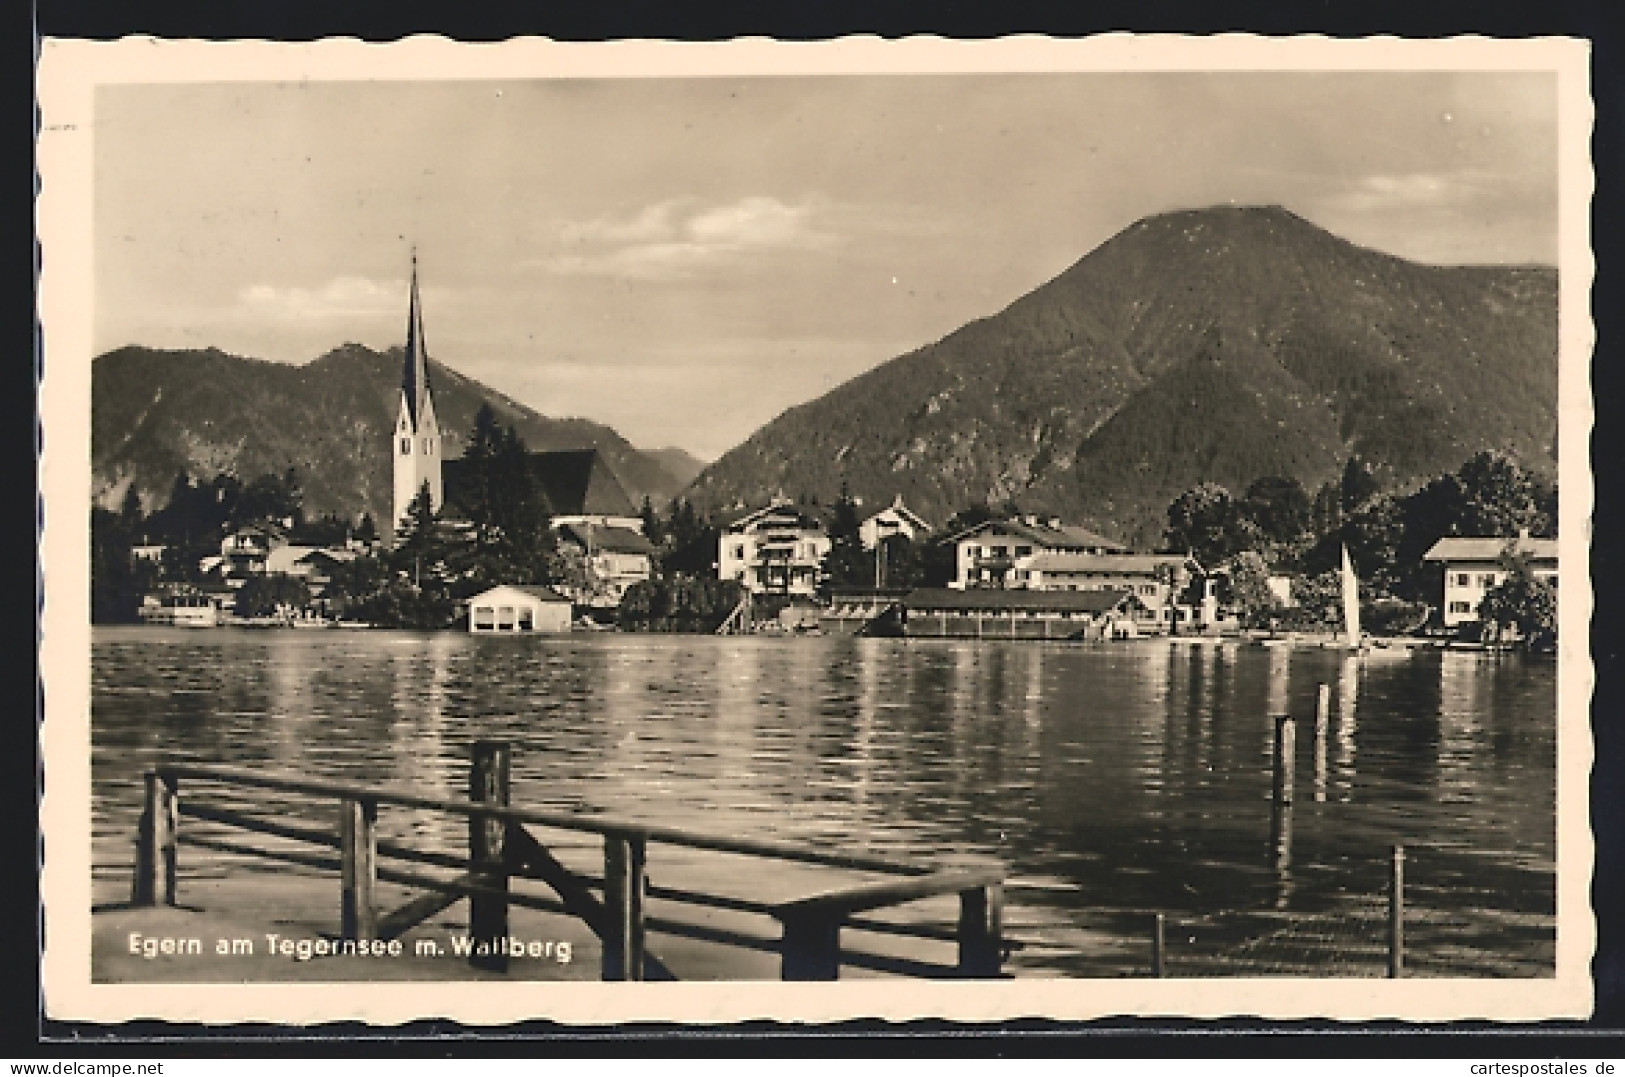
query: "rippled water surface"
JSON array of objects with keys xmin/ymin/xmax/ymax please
[{"xmin": 92, "ymin": 628, "xmax": 1557, "ymax": 977}]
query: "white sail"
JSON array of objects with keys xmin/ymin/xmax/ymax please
[{"xmin": 1340, "ymin": 544, "xmax": 1361, "ymax": 647}]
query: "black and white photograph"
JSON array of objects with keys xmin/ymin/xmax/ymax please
[{"xmin": 36, "ymin": 34, "xmax": 1593, "ymax": 1024}]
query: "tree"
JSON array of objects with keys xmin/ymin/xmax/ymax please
[
  {"xmin": 1339, "ymin": 455, "xmax": 1381, "ymax": 514},
  {"xmin": 659, "ymin": 499, "xmax": 719, "ymax": 578},
  {"xmin": 390, "ymin": 482, "xmax": 450, "ymax": 588},
  {"xmin": 234, "ymin": 574, "xmax": 311, "ymax": 618},
  {"xmin": 1165, "ymin": 483, "xmax": 1258, "ymax": 568},
  {"xmin": 1240, "ymin": 476, "xmax": 1310, "ymax": 548},
  {"xmin": 820, "ymin": 486, "xmax": 870, "ymax": 590},
  {"xmin": 618, "ymin": 577, "xmax": 747, "ymax": 633},
  {"xmin": 326, "ymin": 554, "xmax": 387, "ymax": 620},
  {"xmin": 1478, "ymin": 549, "xmax": 1557, "ymax": 650},
  {"xmin": 1224, "ymin": 550, "xmax": 1281, "ymax": 629},
  {"xmin": 119, "ymin": 484, "xmax": 144, "ymax": 528},
  {"xmin": 877, "ymin": 534, "xmax": 924, "ymax": 589},
  {"xmin": 1452, "ymin": 451, "xmax": 1551, "ymax": 537},
  {"xmin": 1283, "ymin": 569, "xmax": 1343, "ymax": 631},
  {"xmin": 1309, "ymin": 479, "xmax": 1342, "ymax": 540},
  {"xmin": 640, "ymin": 496, "xmax": 665, "ymax": 546},
  {"xmin": 1389, "ymin": 452, "xmax": 1555, "ymax": 602},
  {"xmin": 90, "ymin": 506, "xmax": 154, "ymax": 623},
  {"xmin": 917, "ymin": 536, "xmax": 958, "ymax": 588},
  {"xmin": 235, "ymin": 468, "xmax": 303, "ymax": 528}
]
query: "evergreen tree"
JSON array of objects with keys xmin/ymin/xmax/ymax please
[
  {"xmin": 820, "ymin": 486, "xmax": 869, "ymax": 590},
  {"xmin": 640, "ymin": 496, "xmax": 665, "ymax": 545},
  {"xmin": 660, "ymin": 499, "xmax": 718, "ymax": 578},
  {"xmin": 119, "ymin": 484, "xmax": 144, "ymax": 529},
  {"xmin": 877, "ymin": 534, "xmax": 923, "ymax": 589}
]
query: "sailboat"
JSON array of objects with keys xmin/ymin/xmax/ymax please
[
  {"xmin": 1338, "ymin": 545, "xmax": 1414, "ymax": 658},
  {"xmin": 1340, "ymin": 544, "xmax": 1362, "ymax": 650}
]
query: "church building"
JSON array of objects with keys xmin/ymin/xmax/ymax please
[{"xmin": 392, "ymin": 253, "xmax": 443, "ymax": 535}]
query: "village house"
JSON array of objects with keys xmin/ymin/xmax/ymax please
[
  {"xmin": 1423, "ymin": 531, "xmax": 1558, "ymax": 628},
  {"xmin": 553, "ymin": 521, "xmax": 654, "ymax": 608},
  {"xmin": 717, "ymin": 498, "xmax": 831, "ymax": 597},
  {"xmin": 948, "ymin": 515, "xmax": 1127, "ymax": 591},
  {"xmin": 858, "ymin": 495, "xmax": 932, "ymax": 550},
  {"xmin": 466, "ymin": 583, "xmax": 573, "ymax": 634},
  {"xmin": 209, "ymin": 522, "xmax": 289, "ymax": 585},
  {"xmin": 1024, "ymin": 551, "xmax": 1213, "ymax": 631}
]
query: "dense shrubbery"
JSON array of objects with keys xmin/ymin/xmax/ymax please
[
  {"xmin": 618, "ymin": 577, "xmax": 747, "ymax": 633},
  {"xmin": 1477, "ymin": 554, "xmax": 1557, "ymax": 651}
]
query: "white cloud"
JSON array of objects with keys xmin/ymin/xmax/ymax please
[
  {"xmin": 1322, "ymin": 170, "xmax": 1496, "ymax": 213},
  {"xmin": 235, "ymin": 276, "xmax": 405, "ymax": 320},
  {"xmin": 558, "ymin": 201, "xmax": 682, "ymax": 246},
  {"xmin": 547, "ymin": 196, "xmax": 836, "ymax": 279}
]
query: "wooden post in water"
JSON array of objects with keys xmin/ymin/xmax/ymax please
[
  {"xmin": 956, "ymin": 882, "xmax": 1003, "ymax": 977},
  {"xmin": 1272, "ymin": 714, "xmax": 1296, "ymax": 805},
  {"xmin": 468, "ymin": 740, "xmax": 511, "ymax": 972},
  {"xmin": 1389, "ymin": 844, "xmax": 1406, "ymax": 978},
  {"xmin": 1316, "ymin": 682, "xmax": 1331, "ymax": 728},
  {"xmin": 339, "ymin": 797, "xmax": 378, "ymax": 941},
  {"xmin": 133, "ymin": 770, "xmax": 178, "ymax": 906},
  {"xmin": 1152, "ymin": 912, "xmax": 1166, "ymax": 978},
  {"xmin": 602, "ymin": 834, "xmax": 647, "ymax": 981}
]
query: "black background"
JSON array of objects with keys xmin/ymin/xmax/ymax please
[{"xmin": 21, "ymin": 0, "xmax": 1625, "ymax": 1057}]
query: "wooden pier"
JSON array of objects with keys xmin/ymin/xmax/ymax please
[{"xmin": 120, "ymin": 741, "xmax": 1008, "ymax": 982}]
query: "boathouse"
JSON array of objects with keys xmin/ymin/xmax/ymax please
[
  {"xmin": 899, "ymin": 587, "xmax": 1147, "ymax": 640},
  {"xmin": 467, "ymin": 584, "xmax": 573, "ymax": 634}
]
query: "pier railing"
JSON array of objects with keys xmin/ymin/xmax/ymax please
[{"xmin": 131, "ymin": 741, "xmax": 1008, "ymax": 981}]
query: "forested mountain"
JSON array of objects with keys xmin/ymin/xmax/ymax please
[
  {"xmin": 646, "ymin": 447, "xmax": 709, "ymax": 488},
  {"xmin": 92, "ymin": 343, "xmax": 690, "ymax": 522},
  {"xmin": 687, "ymin": 205, "xmax": 1558, "ymax": 546}
]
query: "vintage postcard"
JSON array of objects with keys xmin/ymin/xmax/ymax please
[{"xmin": 37, "ymin": 33, "xmax": 1594, "ymax": 1025}]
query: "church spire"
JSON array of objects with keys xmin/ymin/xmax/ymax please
[
  {"xmin": 401, "ymin": 248, "xmax": 431, "ymax": 432},
  {"xmin": 392, "ymin": 247, "xmax": 443, "ymax": 535}
]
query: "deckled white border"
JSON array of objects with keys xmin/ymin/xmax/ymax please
[{"xmin": 37, "ymin": 33, "xmax": 1596, "ymax": 1025}]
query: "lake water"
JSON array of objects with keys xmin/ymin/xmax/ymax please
[{"xmin": 91, "ymin": 627, "xmax": 1557, "ymax": 977}]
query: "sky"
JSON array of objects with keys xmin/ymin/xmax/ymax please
[{"xmin": 93, "ymin": 71, "xmax": 1558, "ymax": 460}]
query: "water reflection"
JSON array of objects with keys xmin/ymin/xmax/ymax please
[
  {"xmin": 1335, "ymin": 655, "xmax": 1359, "ymax": 801},
  {"xmin": 1270, "ymin": 799, "xmax": 1294, "ymax": 909},
  {"xmin": 91, "ymin": 628, "xmax": 1558, "ymax": 976}
]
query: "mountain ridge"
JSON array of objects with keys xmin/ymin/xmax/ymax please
[
  {"xmin": 92, "ymin": 342, "xmax": 691, "ymax": 523},
  {"xmin": 686, "ymin": 205, "xmax": 1558, "ymax": 545}
]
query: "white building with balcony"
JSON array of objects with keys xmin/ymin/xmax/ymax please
[
  {"xmin": 717, "ymin": 499, "xmax": 831, "ymax": 597},
  {"xmin": 948, "ymin": 515, "xmax": 1127, "ymax": 590}
]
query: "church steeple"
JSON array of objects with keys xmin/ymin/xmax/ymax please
[
  {"xmin": 392, "ymin": 248, "xmax": 442, "ymax": 535},
  {"xmin": 401, "ymin": 249, "xmax": 431, "ymax": 433}
]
